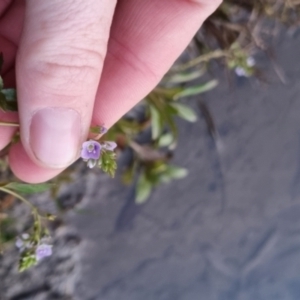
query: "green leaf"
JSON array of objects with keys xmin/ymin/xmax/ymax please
[
  {"xmin": 0, "ymin": 76, "xmax": 3, "ymax": 91},
  {"xmin": 164, "ymin": 69, "xmax": 205, "ymax": 84},
  {"xmin": 135, "ymin": 173, "xmax": 152, "ymax": 204},
  {"xmin": 173, "ymin": 80, "xmax": 218, "ymax": 100},
  {"xmin": 149, "ymin": 103, "xmax": 163, "ymax": 140},
  {"xmin": 113, "ymin": 119, "xmax": 142, "ymax": 137},
  {"xmin": 159, "ymin": 166, "xmax": 188, "ymax": 183},
  {"xmin": 0, "ymin": 89, "xmax": 18, "ymax": 112},
  {"xmin": 153, "ymin": 87, "xmax": 183, "ymax": 100},
  {"xmin": 19, "ymin": 251, "xmax": 37, "ymax": 272},
  {"xmin": 157, "ymin": 132, "xmax": 174, "ymax": 147},
  {"xmin": 99, "ymin": 150, "xmax": 117, "ymax": 178},
  {"xmin": 169, "ymin": 103, "xmax": 198, "ymax": 122},
  {"xmin": 4, "ymin": 182, "xmax": 53, "ymax": 194},
  {"xmin": 165, "ymin": 166, "xmax": 188, "ymax": 180}
]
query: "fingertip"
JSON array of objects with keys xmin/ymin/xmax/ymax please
[{"xmin": 9, "ymin": 142, "xmax": 64, "ymax": 183}]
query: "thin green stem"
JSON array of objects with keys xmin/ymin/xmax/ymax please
[
  {"xmin": 0, "ymin": 187, "xmax": 36, "ymax": 211},
  {"xmin": 0, "ymin": 187, "xmax": 44, "ymax": 242},
  {"xmin": 172, "ymin": 50, "xmax": 228, "ymax": 72}
]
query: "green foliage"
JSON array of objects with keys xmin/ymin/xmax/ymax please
[
  {"xmin": 172, "ymin": 80, "xmax": 218, "ymax": 100},
  {"xmin": 99, "ymin": 150, "xmax": 117, "ymax": 178},
  {"xmin": 19, "ymin": 251, "xmax": 37, "ymax": 272},
  {"xmin": 136, "ymin": 173, "xmax": 152, "ymax": 204},
  {"xmin": 0, "ymin": 217, "xmax": 15, "ymax": 244},
  {"xmin": 164, "ymin": 69, "xmax": 206, "ymax": 84},
  {"xmin": 3, "ymin": 182, "xmax": 53, "ymax": 194},
  {"xmin": 0, "ymin": 59, "xmax": 18, "ymax": 112},
  {"xmin": 0, "ymin": 88, "xmax": 18, "ymax": 112},
  {"xmin": 169, "ymin": 103, "xmax": 198, "ymax": 123},
  {"xmin": 149, "ymin": 103, "xmax": 163, "ymax": 140},
  {"xmin": 157, "ymin": 133, "xmax": 174, "ymax": 148},
  {"xmin": 0, "ymin": 184, "xmax": 53, "ymax": 271},
  {"xmin": 134, "ymin": 161, "xmax": 188, "ymax": 204},
  {"xmin": 0, "ymin": 0, "xmax": 299, "ymax": 270}
]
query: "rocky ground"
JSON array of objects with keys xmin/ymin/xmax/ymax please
[{"xmin": 1, "ymin": 25, "xmax": 300, "ymax": 300}]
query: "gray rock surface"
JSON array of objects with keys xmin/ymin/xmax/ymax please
[{"xmin": 69, "ymin": 28, "xmax": 300, "ymax": 300}]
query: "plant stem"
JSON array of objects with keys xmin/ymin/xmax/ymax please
[
  {"xmin": 0, "ymin": 121, "xmax": 19, "ymax": 127},
  {"xmin": 0, "ymin": 187, "xmax": 36, "ymax": 211},
  {"xmin": 172, "ymin": 50, "xmax": 228, "ymax": 72}
]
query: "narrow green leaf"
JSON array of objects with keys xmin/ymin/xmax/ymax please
[
  {"xmin": 4, "ymin": 182, "xmax": 53, "ymax": 194},
  {"xmin": 165, "ymin": 69, "xmax": 205, "ymax": 84},
  {"xmin": 135, "ymin": 174, "xmax": 152, "ymax": 204},
  {"xmin": 165, "ymin": 166, "xmax": 188, "ymax": 180},
  {"xmin": 0, "ymin": 76, "xmax": 3, "ymax": 91},
  {"xmin": 149, "ymin": 103, "xmax": 163, "ymax": 140},
  {"xmin": 153, "ymin": 87, "xmax": 183, "ymax": 100},
  {"xmin": 169, "ymin": 103, "xmax": 198, "ymax": 122},
  {"xmin": 173, "ymin": 79, "xmax": 218, "ymax": 100},
  {"xmin": 159, "ymin": 165, "xmax": 188, "ymax": 183}
]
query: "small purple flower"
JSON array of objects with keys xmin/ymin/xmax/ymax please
[
  {"xmin": 22, "ymin": 233, "xmax": 30, "ymax": 240},
  {"xmin": 235, "ymin": 66, "xmax": 249, "ymax": 77},
  {"xmin": 81, "ymin": 140, "xmax": 101, "ymax": 160},
  {"xmin": 16, "ymin": 234, "xmax": 32, "ymax": 252},
  {"xmin": 247, "ymin": 57, "xmax": 255, "ymax": 67},
  {"xmin": 35, "ymin": 244, "xmax": 52, "ymax": 261},
  {"xmin": 102, "ymin": 141, "xmax": 117, "ymax": 151},
  {"xmin": 15, "ymin": 238, "xmax": 24, "ymax": 250}
]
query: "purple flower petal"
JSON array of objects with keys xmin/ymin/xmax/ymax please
[
  {"xmin": 15, "ymin": 238, "xmax": 24, "ymax": 249},
  {"xmin": 21, "ymin": 233, "xmax": 29, "ymax": 240},
  {"xmin": 81, "ymin": 140, "xmax": 101, "ymax": 160},
  {"xmin": 35, "ymin": 244, "xmax": 52, "ymax": 261},
  {"xmin": 103, "ymin": 141, "xmax": 117, "ymax": 151}
]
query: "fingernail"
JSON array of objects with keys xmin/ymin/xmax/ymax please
[{"xmin": 30, "ymin": 107, "xmax": 81, "ymax": 168}]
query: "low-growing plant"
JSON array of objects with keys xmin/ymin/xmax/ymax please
[{"xmin": 0, "ymin": 0, "xmax": 299, "ymax": 272}]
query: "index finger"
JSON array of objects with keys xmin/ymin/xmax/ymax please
[{"xmin": 92, "ymin": 0, "xmax": 222, "ymax": 127}]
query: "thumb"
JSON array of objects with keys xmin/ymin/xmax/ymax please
[{"xmin": 16, "ymin": 0, "xmax": 116, "ymax": 168}]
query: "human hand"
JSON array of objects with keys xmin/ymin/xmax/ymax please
[{"xmin": 0, "ymin": 0, "xmax": 222, "ymax": 183}]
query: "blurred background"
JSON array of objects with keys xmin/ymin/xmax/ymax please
[{"xmin": 2, "ymin": 1, "xmax": 300, "ymax": 299}]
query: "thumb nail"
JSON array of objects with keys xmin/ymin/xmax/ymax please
[{"xmin": 30, "ymin": 107, "xmax": 81, "ymax": 168}]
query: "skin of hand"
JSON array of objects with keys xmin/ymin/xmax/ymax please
[{"xmin": 0, "ymin": 0, "xmax": 222, "ymax": 183}]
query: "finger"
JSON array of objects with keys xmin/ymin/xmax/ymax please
[
  {"xmin": 92, "ymin": 0, "xmax": 222, "ymax": 127},
  {"xmin": 16, "ymin": 0, "xmax": 116, "ymax": 170},
  {"xmin": 0, "ymin": 1, "xmax": 25, "ymax": 155},
  {"xmin": 0, "ymin": 0, "xmax": 24, "ymax": 45},
  {"xmin": 9, "ymin": 142, "xmax": 63, "ymax": 183}
]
